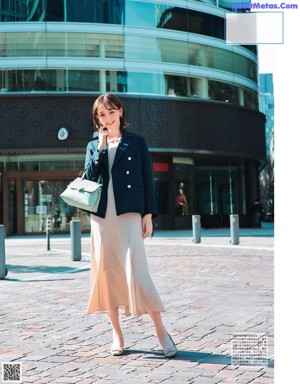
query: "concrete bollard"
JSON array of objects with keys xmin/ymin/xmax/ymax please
[
  {"xmin": 46, "ymin": 217, "xmax": 51, "ymax": 251},
  {"xmin": 192, "ymin": 215, "xmax": 201, "ymax": 243},
  {"xmin": 230, "ymin": 214, "xmax": 239, "ymax": 245},
  {"xmin": 0, "ymin": 225, "xmax": 8, "ymax": 279},
  {"xmin": 70, "ymin": 220, "xmax": 81, "ymax": 261}
]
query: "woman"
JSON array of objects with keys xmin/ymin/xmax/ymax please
[{"xmin": 84, "ymin": 94, "xmax": 177, "ymax": 357}]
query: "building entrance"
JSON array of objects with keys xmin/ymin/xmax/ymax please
[{"xmin": 2, "ymin": 171, "xmax": 90, "ymax": 235}]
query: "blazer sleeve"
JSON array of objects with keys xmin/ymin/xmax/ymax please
[
  {"xmin": 140, "ymin": 136, "xmax": 158, "ymax": 218},
  {"xmin": 84, "ymin": 140, "xmax": 106, "ymax": 182}
]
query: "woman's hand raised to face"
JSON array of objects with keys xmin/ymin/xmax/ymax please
[{"xmin": 97, "ymin": 126, "xmax": 109, "ymax": 151}]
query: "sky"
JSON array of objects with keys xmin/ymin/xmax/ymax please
[
  {"xmin": 258, "ymin": 44, "xmax": 274, "ymax": 74},
  {"xmin": 256, "ymin": 7, "xmax": 299, "ymax": 382}
]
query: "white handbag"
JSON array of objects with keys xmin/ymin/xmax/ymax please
[{"xmin": 60, "ymin": 173, "xmax": 102, "ymax": 213}]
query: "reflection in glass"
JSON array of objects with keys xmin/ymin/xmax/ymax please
[
  {"xmin": 21, "ymin": 0, "xmax": 124, "ymax": 23},
  {"xmin": 125, "ymin": 1, "xmax": 156, "ymax": 27},
  {"xmin": 209, "ymin": 80, "xmax": 239, "ymax": 105},
  {"xmin": 165, "ymin": 75, "xmax": 187, "ymax": 97},
  {"xmin": 1, "ymin": 31, "xmax": 257, "ymax": 83},
  {"xmin": 68, "ymin": 70, "xmax": 99, "ymax": 92},
  {"xmin": 1, "ymin": 68, "xmax": 258, "ymax": 109},
  {"xmin": 1, "ymin": 0, "xmax": 257, "ymax": 55},
  {"xmin": 23, "ymin": 179, "xmax": 91, "ymax": 233},
  {"xmin": 3, "ymin": 69, "xmax": 57, "ymax": 92}
]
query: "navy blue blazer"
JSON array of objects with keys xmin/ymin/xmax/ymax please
[{"xmin": 84, "ymin": 130, "xmax": 158, "ymax": 218}]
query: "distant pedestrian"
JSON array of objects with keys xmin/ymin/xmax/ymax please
[
  {"xmin": 84, "ymin": 94, "xmax": 177, "ymax": 357},
  {"xmin": 53, "ymin": 210, "xmax": 62, "ymax": 230},
  {"xmin": 252, "ymin": 198, "xmax": 262, "ymax": 227}
]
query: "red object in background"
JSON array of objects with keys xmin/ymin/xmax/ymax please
[{"xmin": 153, "ymin": 162, "xmax": 170, "ymax": 172}]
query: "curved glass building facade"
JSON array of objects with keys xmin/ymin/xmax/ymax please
[{"xmin": 0, "ymin": 0, "xmax": 265, "ymax": 234}]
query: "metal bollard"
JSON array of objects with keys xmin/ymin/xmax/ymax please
[
  {"xmin": 70, "ymin": 220, "xmax": 81, "ymax": 261},
  {"xmin": 230, "ymin": 214, "xmax": 239, "ymax": 245},
  {"xmin": 0, "ymin": 225, "xmax": 8, "ymax": 279},
  {"xmin": 46, "ymin": 217, "xmax": 51, "ymax": 251},
  {"xmin": 192, "ymin": 215, "xmax": 201, "ymax": 243}
]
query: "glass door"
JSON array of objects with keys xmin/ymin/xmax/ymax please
[
  {"xmin": 23, "ymin": 179, "xmax": 91, "ymax": 234},
  {"xmin": 8, "ymin": 180, "xmax": 17, "ymax": 234},
  {"xmin": 154, "ymin": 179, "xmax": 172, "ymax": 229}
]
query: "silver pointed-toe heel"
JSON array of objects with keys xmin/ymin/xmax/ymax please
[
  {"xmin": 110, "ymin": 345, "xmax": 125, "ymax": 356},
  {"xmin": 163, "ymin": 333, "xmax": 177, "ymax": 357}
]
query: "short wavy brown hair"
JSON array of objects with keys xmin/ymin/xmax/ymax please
[{"xmin": 92, "ymin": 94, "xmax": 129, "ymax": 133}]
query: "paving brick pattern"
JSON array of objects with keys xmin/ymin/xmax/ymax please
[{"xmin": 0, "ymin": 234, "xmax": 274, "ymax": 383}]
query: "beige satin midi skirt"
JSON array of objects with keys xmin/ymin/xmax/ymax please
[{"xmin": 86, "ymin": 145, "xmax": 165, "ymax": 316}]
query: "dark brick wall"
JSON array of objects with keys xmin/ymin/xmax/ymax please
[{"xmin": 0, "ymin": 94, "xmax": 266, "ymax": 160}]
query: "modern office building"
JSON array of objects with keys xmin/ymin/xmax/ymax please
[
  {"xmin": 0, "ymin": 0, "xmax": 266, "ymax": 235},
  {"xmin": 259, "ymin": 73, "xmax": 274, "ymax": 218},
  {"xmin": 259, "ymin": 73, "xmax": 274, "ymax": 162}
]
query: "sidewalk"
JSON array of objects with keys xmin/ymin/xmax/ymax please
[{"xmin": 0, "ymin": 232, "xmax": 274, "ymax": 383}]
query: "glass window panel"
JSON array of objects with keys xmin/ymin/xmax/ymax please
[
  {"xmin": 154, "ymin": 181, "xmax": 169, "ymax": 215},
  {"xmin": 213, "ymin": 47, "xmax": 234, "ymax": 73},
  {"xmin": 244, "ymin": 88, "xmax": 258, "ymax": 109},
  {"xmin": 0, "ymin": 31, "xmax": 257, "ymax": 83},
  {"xmin": 7, "ymin": 32, "xmax": 47, "ymax": 57},
  {"xmin": 0, "ymin": 33, "xmax": 5, "ymax": 57},
  {"xmin": 165, "ymin": 74, "xmax": 188, "ymax": 97},
  {"xmin": 0, "ymin": 70, "xmax": 7, "ymax": 91},
  {"xmin": 44, "ymin": 0, "xmax": 64, "ymax": 21},
  {"xmin": 125, "ymin": 35, "xmax": 160, "ymax": 61},
  {"xmin": 46, "ymin": 32, "xmax": 66, "ymax": 56},
  {"xmin": 126, "ymin": 72, "xmax": 165, "ymax": 95},
  {"xmin": 1, "ymin": 68, "xmax": 257, "ymax": 110},
  {"xmin": 104, "ymin": 35, "xmax": 124, "ymax": 59},
  {"xmin": 66, "ymin": 0, "xmax": 123, "ymax": 24},
  {"xmin": 23, "ymin": 179, "xmax": 73, "ymax": 233},
  {"xmin": 156, "ymin": 6, "xmax": 188, "ymax": 32},
  {"xmin": 86, "ymin": 34, "xmax": 124, "ymax": 59},
  {"xmin": 6, "ymin": 162, "xmax": 18, "ymax": 171},
  {"xmin": 188, "ymin": 44, "xmax": 212, "ymax": 67},
  {"xmin": 68, "ymin": 70, "xmax": 99, "ymax": 92},
  {"xmin": 23, "ymin": 178, "xmax": 91, "ymax": 233},
  {"xmin": 7, "ymin": 70, "xmax": 35, "ymax": 92},
  {"xmin": 116, "ymin": 71, "xmax": 127, "ymax": 93},
  {"xmin": 4, "ymin": 69, "xmax": 57, "ymax": 92},
  {"xmin": 125, "ymin": 1, "xmax": 156, "ymax": 27},
  {"xmin": 8, "ymin": 180, "xmax": 17, "ymax": 233},
  {"xmin": 1, "ymin": 0, "xmax": 27, "ymax": 21},
  {"xmin": 209, "ymin": 80, "xmax": 239, "ymax": 105},
  {"xmin": 19, "ymin": 162, "xmax": 39, "ymax": 171},
  {"xmin": 33, "ymin": 70, "xmax": 57, "ymax": 91},
  {"xmin": 158, "ymin": 39, "xmax": 188, "ymax": 65},
  {"xmin": 66, "ymin": 33, "xmax": 86, "ymax": 57},
  {"xmin": 188, "ymin": 9, "xmax": 224, "ymax": 39},
  {"xmin": 40, "ymin": 160, "xmax": 83, "ymax": 171},
  {"xmin": 188, "ymin": 42, "xmax": 257, "ymax": 83},
  {"xmin": 2, "ymin": 32, "xmax": 125, "ymax": 59},
  {"xmin": 0, "ymin": 0, "xmax": 256, "ymax": 56}
]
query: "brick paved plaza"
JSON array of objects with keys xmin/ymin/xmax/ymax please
[{"xmin": 0, "ymin": 233, "xmax": 274, "ymax": 383}]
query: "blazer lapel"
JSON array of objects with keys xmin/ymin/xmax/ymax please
[{"xmin": 112, "ymin": 131, "xmax": 133, "ymax": 169}]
